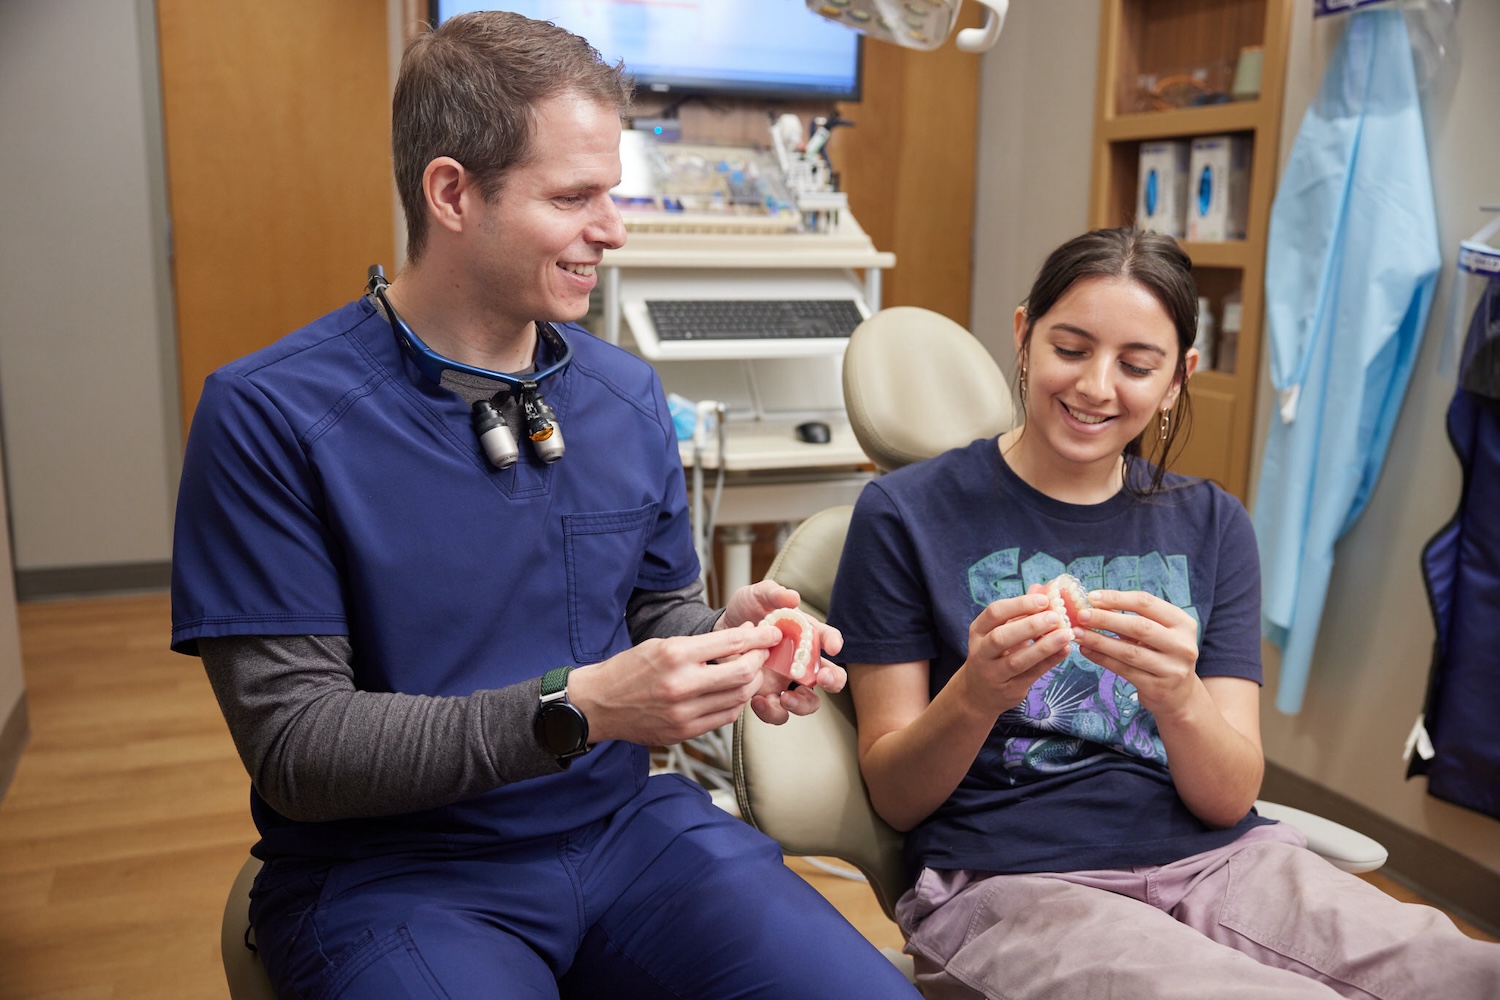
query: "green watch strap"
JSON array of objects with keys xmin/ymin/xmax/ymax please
[{"xmin": 540, "ymin": 665, "xmax": 572, "ymax": 697}]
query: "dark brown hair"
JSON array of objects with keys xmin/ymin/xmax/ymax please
[
  {"xmin": 393, "ymin": 11, "xmax": 633, "ymax": 261},
  {"xmin": 1015, "ymin": 227, "xmax": 1198, "ymax": 495}
]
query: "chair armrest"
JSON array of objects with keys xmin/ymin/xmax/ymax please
[{"xmin": 1254, "ymin": 799, "xmax": 1388, "ymax": 874}]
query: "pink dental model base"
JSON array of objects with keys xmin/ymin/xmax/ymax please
[{"xmin": 760, "ymin": 608, "xmax": 822, "ymax": 687}]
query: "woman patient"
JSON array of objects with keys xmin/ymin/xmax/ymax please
[{"xmin": 827, "ymin": 227, "xmax": 1500, "ymax": 998}]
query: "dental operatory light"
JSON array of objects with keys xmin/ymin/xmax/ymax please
[{"xmin": 806, "ymin": 0, "xmax": 1010, "ymax": 53}]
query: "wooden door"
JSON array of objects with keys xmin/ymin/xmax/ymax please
[{"xmin": 157, "ymin": 0, "xmax": 396, "ymax": 435}]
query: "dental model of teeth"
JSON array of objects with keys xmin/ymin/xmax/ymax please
[
  {"xmin": 760, "ymin": 607, "xmax": 821, "ymax": 686},
  {"xmin": 1045, "ymin": 573, "xmax": 1093, "ymax": 644}
]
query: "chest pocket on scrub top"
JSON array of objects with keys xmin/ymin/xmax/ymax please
[{"xmin": 562, "ymin": 503, "xmax": 661, "ymax": 664}]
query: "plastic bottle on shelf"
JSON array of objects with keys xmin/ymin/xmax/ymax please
[
  {"xmin": 1218, "ymin": 290, "xmax": 1242, "ymax": 373},
  {"xmin": 1194, "ymin": 296, "xmax": 1216, "ymax": 371}
]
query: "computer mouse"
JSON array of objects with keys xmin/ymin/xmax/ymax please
[{"xmin": 795, "ymin": 420, "xmax": 832, "ymax": 445}]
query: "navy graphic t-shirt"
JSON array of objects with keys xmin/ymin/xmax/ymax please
[{"xmin": 829, "ymin": 437, "xmax": 1272, "ymax": 877}]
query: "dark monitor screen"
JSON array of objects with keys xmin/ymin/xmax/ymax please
[{"xmin": 428, "ymin": 1, "xmax": 863, "ymax": 102}]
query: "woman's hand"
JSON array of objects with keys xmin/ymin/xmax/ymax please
[
  {"xmin": 850, "ymin": 589, "xmax": 1068, "ymax": 832},
  {"xmin": 1072, "ymin": 589, "xmax": 1201, "ymax": 721},
  {"xmin": 1073, "ymin": 588, "xmax": 1263, "ymax": 828},
  {"xmin": 958, "ymin": 587, "xmax": 1072, "ymax": 713}
]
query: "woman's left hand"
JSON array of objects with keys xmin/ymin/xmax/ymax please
[{"xmin": 1072, "ymin": 589, "xmax": 1201, "ymax": 720}]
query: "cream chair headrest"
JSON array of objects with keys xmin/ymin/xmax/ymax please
[{"xmin": 842, "ymin": 306, "xmax": 1014, "ymax": 471}]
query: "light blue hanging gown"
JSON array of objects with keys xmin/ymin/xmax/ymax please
[{"xmin": 1254, "ymin": 8, "xmax": 1441, "ymax": 714}]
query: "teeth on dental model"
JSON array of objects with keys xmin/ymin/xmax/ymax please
[
  {"xmin": 760, "ymin": 607, "xmax": 821, "ymax": 686},
  {"xmin": 1045, "ymin": 573, "xmax": 1093, "ymax": 645}
]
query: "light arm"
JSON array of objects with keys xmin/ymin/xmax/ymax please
[
  {"xmin": 806, "ymin": 0, "xmax": 1011, "ymax": 54},
  {"xmin": 957, "ymin": 0, "xmax": 1010, "ymax": 53}
]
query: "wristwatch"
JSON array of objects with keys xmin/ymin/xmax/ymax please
[{"xmin": 534, "ymin": 666, "xmax": 590, "ymax": 768}]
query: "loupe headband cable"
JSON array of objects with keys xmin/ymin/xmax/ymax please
[{"xmin": 365, "ymin": 265, "xmax": 573, "ymax": 390}]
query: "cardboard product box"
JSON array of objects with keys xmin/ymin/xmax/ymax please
[
  {"xmin": 1186, "ymin": 135, "xmax": 1250, "ymax": 241},
  {"xmin": 1136, "ymin": 141, "xmax": 1191, "ymax": 238}
]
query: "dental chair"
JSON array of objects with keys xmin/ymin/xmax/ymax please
[
  {"xmin": 223, "ymin": 853, "xmax": 275, "ymax": 999},
  {"xmin": 731, "ymin": 306, "xmax": 1389, "ymax": 978}
]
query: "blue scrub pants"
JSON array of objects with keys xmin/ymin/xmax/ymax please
[{"xmin": 248, "ymin": 774, "xmax": 918, "ymax": 998}]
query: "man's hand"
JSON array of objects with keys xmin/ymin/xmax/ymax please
[
  {"xmin": 717, "ymin": 579, "xmax": 802, "ymax": 630},
  {"xmin": 718, "ymin": 580, "xmax": 846, "ymax": 725},
  {"xmin": 567, "ymin": 624, "xmax": 781, "ymax": 746}
]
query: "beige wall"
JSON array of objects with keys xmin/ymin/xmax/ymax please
[
  {"xmin": 972, "ymin": 0, "xmax": 1500, "ymax": 880},
  {"xmin": 0, "ymin": 434, "xmax": 25, "ymax": 780},
  {"xmin": 0, "ymin": 0, "xmax": 179, "ymax": 574},
  {"xmin": 969, "ymin": 0, "xmax": 1099, "ymax": 375}
]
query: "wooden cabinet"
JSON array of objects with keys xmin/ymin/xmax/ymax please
[{"xmin": 1088, "ymin": 0, "xmax": 1293, "ymax": 501}]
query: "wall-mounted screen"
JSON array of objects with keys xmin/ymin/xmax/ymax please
[{"xmin": 429, "ymin": 1, "xmax": 863, "ymax": 102}]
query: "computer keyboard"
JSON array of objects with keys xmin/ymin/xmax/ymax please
[{"xmin": 645, "ymin": 298, "xmax": 864, "ymax": 342}]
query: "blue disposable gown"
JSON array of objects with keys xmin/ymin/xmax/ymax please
[{"xmin": 1254, "ymin": 8, "xmax": 1441, "ymax": 713}]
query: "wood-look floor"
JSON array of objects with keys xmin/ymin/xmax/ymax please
[{"xmin": 0, "ymin": 592, "xmax": 1491, "ymax": 998}]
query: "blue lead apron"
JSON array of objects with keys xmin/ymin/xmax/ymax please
[{"xmin": 1411, "ymin": 275, "xmax": 1500, "ymax": 820}]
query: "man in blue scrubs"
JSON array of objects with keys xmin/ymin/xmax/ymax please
[{"xmin": 171, "ymin": 12, "xmax": 918, "ymax": 998}]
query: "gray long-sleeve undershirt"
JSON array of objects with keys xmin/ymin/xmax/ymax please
[{"xmin": 200, "ymin": 582, "xmax": 722, "ymax": 823}]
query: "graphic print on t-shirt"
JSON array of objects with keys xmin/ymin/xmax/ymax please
[{"xmin": 967, "ymin": 547, "xmax": 1200, "ymax": 784}]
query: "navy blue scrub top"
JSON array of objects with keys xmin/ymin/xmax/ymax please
[{"xmin": 171, "ymin": 298, "xmax": 701, "ymax": 859}]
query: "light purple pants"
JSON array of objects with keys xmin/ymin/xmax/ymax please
[{"xmin": 895, "ymin": 823, "xmax": 1500, "ymax": 999}]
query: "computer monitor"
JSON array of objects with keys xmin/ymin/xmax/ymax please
[{"xmin": 427, "ymin": 1, "xmax": 863, "ymax": 103}]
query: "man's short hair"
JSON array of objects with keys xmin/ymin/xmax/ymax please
[{"xmin": 393, "ymin": 11, "xmax": 633, "ymax": 262}]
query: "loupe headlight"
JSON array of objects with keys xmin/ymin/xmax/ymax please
[
  {"xmin": 471, "ymin": 397, "xmax": 521, "ymax": 469},
  {"xmin": 523, "ymin": 388, "xmax": 565, "ymax": 464}
]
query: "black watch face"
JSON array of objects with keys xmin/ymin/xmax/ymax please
[{"xmin": 537, "ymin": 702, "xmax": 586, "ymax": 755}]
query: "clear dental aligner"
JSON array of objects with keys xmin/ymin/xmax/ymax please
[{"xmin": 1045, "ymin": 573, "xmax": 1093, "ymax": 644}]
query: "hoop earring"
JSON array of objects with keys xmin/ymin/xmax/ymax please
[
  {"xmin": 1019, "ymin": 361, "xmax": 1029, "ymax": 413},
  {"xmin": 1159, "ymin": 408, "xmax": 1171, "ymax": 442}
]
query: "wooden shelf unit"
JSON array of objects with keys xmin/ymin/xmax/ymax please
[{"xmin": 1088, "ymin": 0, "xmax": 1293, "ymax": 501}]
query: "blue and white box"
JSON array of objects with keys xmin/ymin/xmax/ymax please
[
  {"xmin": 1136, "ymin": 141, "xmax": 1190, "ymax": 238},
  {"xmin": 1187, "ymin": 135, "xmax": 1250, "ymax": 241}
]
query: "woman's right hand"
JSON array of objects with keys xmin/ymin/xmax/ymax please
[
  {"xmin": 960, "ymin": 588, "xmax": 1071, "ymax": 712},
  {"xmin": 851, "ymin": 589, "xmax": 1071, "ymax": 832}
]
